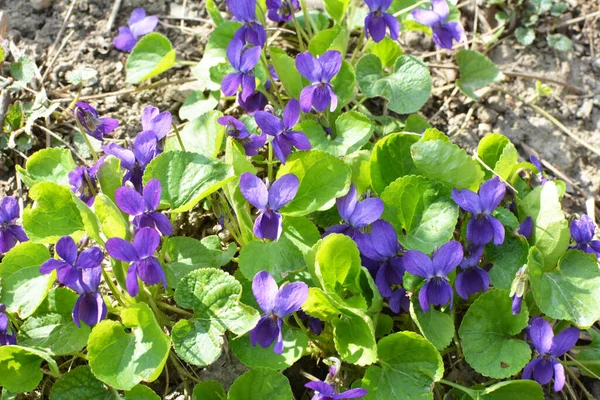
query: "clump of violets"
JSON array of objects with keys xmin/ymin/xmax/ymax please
[
  {"xmin": 69, "ymin": 157, "xmax": 105, "ymax": 206},
  {"xmin": 305, "ymin": 366, "xmax": 368, "ymax": 400},
  {"xmin": 296, "ymin": 51, "xmax": 342, "ymax": 113},
  {"xmin": 39, "ymin": 235, "xmax": 104, "ymax": 289},
  {"xmin": 71, "ymin": 266, "xmax": 107, "ymax": 327},
  {"xmin": 364, "ymin": 0, "xmax": 400, "ymax": 43},
  {"xmin": 0, "ymin": 304, "xmax": 17, "ymax": 345},
  {"xmin": 510, "ymin": 265, "xmax": 528, "ymax": 315},
  {"xmin": 452, "ymin": 177, "xmax": 506, "ymax": 246},
  {"xmin": 412, "ymin": 0, "xmax": 464, "ymax": 49},
  {"xmin": 115, "ymin": 179, "xmax": 173, "ymax": 236},
  {"xmin": 356, "ymin": 220, "xmax": 408, "ymax": 313},
  {"xmin": 141, "ymin": 105, "xmax": 172, "ymax": 141},
  {"xmin": 73, "ymin": 102, "xmax": 119, "ymax": 141},
  {"xmin": 267, "ymin": 0, "xmax": 300, "ymax": 22},
  {"xmin": 113, "ymin": 8, "xmax": 158, "ymax": 52},
  {"xmin": 403, "ymin": 240, "xmax": 463, "ymax": 312},
  {"xmin": 455, "ymin": 244, "xmax": 489, "ymax": 300},
  {"xmin": 222, "ymin": 39, "xmax": 261, "ymax": 103},
  {"xmin": 240, "ymin": 172, "xmax": 299, "ymax": 241},
  {"xmin": 254, "ymin": 99, "xmax": 311, "ymax": 164},
  {"xmin": 0, "ymin": 197, "xmax": 28, "ymax": 254},
  {"xmin": 324, "ymin": 184, "xmax": 384, "ymax": 239},
  {"xmin": 250, "ymin": 270, "xmax": 308, "ymax": 354},
  {"xmin": 523, "ymin": 317, "xmax": 579, "ymax": 392},
  {"xmin": 529, "ymin": 155, "xmax": 548, "ymax": 185},
  {"xmin": 106, "ymin": 227, "xmax": 166, "ymax": 297},
  {"xmin": 218, "ymin": 116, "xmax": 266, "ymax": 156},
  {"xmin": 226, "ymin": 0, "xmax": 266, "ymax": 47},
  {"xmin": 569, "ymin": 214, "xmax": 600, "ymax": 257}
]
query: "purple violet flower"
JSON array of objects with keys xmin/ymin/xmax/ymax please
[
  {"xmin": 519, "ymin": 216, "xmax": 533, "ymax": 239},
  {"xmin": 217, "ymin": 116, "xmax": 266, "ymax": 156},
  {"xmin": 305, "ymin": 380, "xmax": 368, "ymax": 400},
  {"xmin": 39, "ymin": 235, "xmax": 104, "ymax": 290},
  {"xmin": 455, "ymin": 244, "xmax": 489, "ymax": 300},
  {"xmin": 523, "ymin": 317, "xmax": 579, "ymax": 392},
  {"xmin": 403, "ymin": 240, "xmax": 463, "ymax": 312},
  {"xmin": 73, "ymin": 102, "xmax": 119, "ymax": 141},
  {"xmin": 411, "ymin": 0, "xmax": 464, "ymax": 49},
  {"xmin": 267, "ymin": 0, "xmax": 300, "ymax": 22},
  {"xmin": 0, "ymin": 304, "xmax": 17, "ymax": 346},
  {"xmin": 569, "ymin": 214, "xmax": 600, "ymax": 257},
  {"xmin": 106, "ymin": 227, "xmax": 166, "ymax": 297},
  {"xmin": 69, "ymin": 157, "xmax": 105, "ymax": 206},
  {"xmin": 298, "ymin": 310, "xmax": 323, "ymax": 335},
  {"xmin": 296, "ymin": 50, "xmax": 342, "ymax": 113},
  {"xmin": 240, "ymin": 172, "xmax": 299, "ymax": 241},
  {"xmin": 141, "ymin": 105, "xmax": 172, "ymax": 141},
  {"xmin": 324, "ymin": 184, "xmax": 384, "ymax": 239},
  {"xmin": 115, "ymin": 179, "xmax": 173, "ymax": 236},
  {"xmin": 356, "ymin": 220, "xmax": 408, "ymax": 313},
  {"xmin": 71, "ymin": 266, "xmax": 107, "ymax": 327},
  {"xmin": 250, "ymin": 270, "xmax": 308, "ymax": 354},
  {"xmin": 510, "ymin": 265, "xmax": 528, "ymax": 315},
  {"xmin": 226, "ymin": 0, "xmax": 267, "ymax": 47},
  {"xmin": 103, "ymin": 130, "xmax": 159, "ymax": 192},
  {"xmin": 0, "ymin": 197, "xmax": 28, "ymax": 254},
  {"xmin": 452, "ymin": 177, "xmax": 506, "ymax": 246},
  {"xmin": 239, "ymin": 91, "xmax": 268, "ymax": 114},
  {"xmin": 255, "ymin": 99, "xmax": 312, "ymax": 164},
  {"xmin": 113, "ymin": 8, "xmax": 158, "ymax": 52},
  {"xmin": 530, "ymin": 155, "xmax": 548, "ymax": 185},
  {"xmin": 364, "ymin": 0, "xmax": 400, "ymax": 43},
  {"xmin": 222, "ymin": 39, "xmax": 262, "ymax": 102}
]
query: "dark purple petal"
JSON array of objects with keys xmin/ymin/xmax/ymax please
[
  {"xmin": 106, "ymin": 238, "xmax": 139, "ymax": 262},
  {"xmin": 98, "ymin": 118, "xmax": 119, "ymax": 135},
  {"xmin": 451, "ymin": 188, "xmax": 482, "ymax": 214},
  {"xmin": 149, "ymin": 212, "xmax": 173, "ymax": 236},
  {"xmin": 113, "ymin": 27, "xmax": 137, "ymax": 52},
  {"xmin": 296, "ymin": 52, "xmax": 322, "ymax": 83},
  {"xmin": 528, "ymin": 317, "xmax": 553, "ymax": 354},
  {"xmin": 323, "ymin": 224, "xmax": 356, "ymax": 239},
  {"xmin": 76, "ymin": 247, "xmax": 104, "ymax": 270},
  {"xmin": 254, "ymin": 210, "xmax": 283, "ymax": 241},
  {"xmin": 467, "ymin": 216, "xmax": 494, "ymax": 245},
  {"xmin": 222, "ymin": 72, "xmax": 243, "ymax": 96},
  {"xmin": 570, "ymin": 215, "xmax": 595, "ymax": 244},
  {"xmin": 337, "ymin": 185, "xmax": 358, "ymax": 223},
  {"xmin": 76, "ymin": 292, "xmax": 107, "ymax": 326},
  {"xmin": 141, "ymin": 106, "xmax": 171, "ymax": 140},
  {"xmin": 519, "ymin": 216, "xmax": 533, "ymax": 239},
  {"xmin": 550, "ymin": 327, "xmax": 579, "ymax": 357},
  {"xmin": 426, "ymin": 278, "xmax": 453, "ymax": 308},
  {"xmin": 245, "ymin": 23, "xmax": 267, "ymax": 48},
  {"xmin": 389, "ymin": 288, "xmax": 409, "ymax": 313},
  {"xmin": 431, "ymin": 0, "xmax": 449, "ymax": 20},
  {"xmin": 81, "ymin": 266, "xmax": 102, "ymax": 293},
  {"xmin": 252, "ymin": 270, "xmax": 278, "ymax": 314},
  {"xmin": 366, "ymin": 14, "xmax": 387, "ymax": 43},
  {"xmin": 71, "ymin": 294, "xmax": 82, "ymax": 327},
  {"xmin": 227, "ymin": 39, "xmax": 244, "ymax": 70},
  {"xmin": 311, "ymin": 85, "xmax": 333, "ymax": 112},
  {"xmin": 56, "ymin": 236, "xmax": 78, "ymax": 265},
  {"xmin": 522, "ymin": 357, "xmax": 539, "ymax": 380},
  {"xmin": 133, "ymin": 131, "xmax": 159, "ymax": 167},
  {"xmin": 272, "ymin": 136, "xmax": 293, "ymax": 165},
  {"xmin": 6, "ymin": 225, "xmax": 27, "ymax": 244},
  {"xmin": 136, "ymin": 257, "xmax": 166, "ymax": 288},
  {"xmin": 299, "ymin": 85, "xmax": 317, "ymax": 113},
  {"xmin": 0, "ymin": 230, "xmax": 15, "ymax": 253},
  {"xmin": 273, "ymin": 281, "xmax": 309, "ymax": 318},
  {"xmin": 143, "ymin": 179, "xmax": 162, "ymax": 211},
  {"xmin": 553, "ymin": 361, "xmax": 565, "ymax": 392},
  {"xmin": 512, "ymin": 295, "xmax": 523, "ymax": 315},
  {"xmin": 250, "ymin": 315, "xmax": 279, "ymax": 348},
  {"xmin": 240, "ymin": 172, "xmax": 269, "ymax": 210},
  {"xmin": 126, "ymin": 263, "xmax": 140, "ymax": 297},
  {"xmin": 432, "ymin": 240, "xmax": 463, "ymax": 276},
  {"xmin": 0, "ymin": 197, "xmax": 19, "ymax": 222},
  {"xmin": 418, "ymin": 280, "xmax": 430, "ymax": 312},
  {"xmin": 319, "ymin": 51, "xmax": 342, "ymax": 83},
  {"xmin": 444, "ymin": 22, "xmax": 465, "ymax": 43},
  {"xmin": 432, "ymin": 25, "xmax": 456, "ymax": 49},
  {"xmin": 305, "ymin": 381, "xmax": 335, "ymax": 397},
  {"xmin": 355, "ymin": 230, "xmax": 380, "ymax": 261},
  {"xmin": 227, "ymin": 0, "xmax": 257, "ymax": 23},
  {"xmin": 479, "ymin": 177, "xmax": 506, "ymax": 214},
  {"xmin": 284, "ymin": 131, "xmax": 312, "ymax": 150},
  {"xmin": 245, "ymin": 132, "xmax": 267, "ymax": 155},
  {"xmin": 238, "ymin": 91, "xmax": 268, "ymax": 114},
  {"xmin": 376, "ymin": 264, "xmax": 393, "ymax": 297},
  {"xmin": 255, "ymin": 111, "xmax": 284, "ymax": 136},
  {"xmin": 39, "ymin": 259, "xmax": 69, "ymax": 275},
  {"xmin": 57, "ymin": 264, "xmax": 82, "ymax": 289},
  {"xmin": 348, "ymin": 198, "xmax": 384, "ymax": 228},
  {"xmin": 268, "ymin": 174, "xmax": 299, "ymax": 210},
  {"xmin": 240, "ymin": 74, "xmax": 256, "ymax": 102},
  {"xmin": 455, "ymin": 267, "xmax": 489, "ymax": 300},
  {"xmin": 273, "ymin": 318, "xmax": 284, "ymax": 354},
  {"xmin": 133, "ymin": 227, "xmax": 160, "ymax": 259},
  {"xmin": 103, "ymin": 144, "xmax": 136, "ymax": 171},
  {"xmin": 335, "ymin": 388, "xmax": 369, "ymax": 399},
  {"xmin": 115, "ymin": 186, "xmax": 145, "ymax": 216},
  {"xmin": 403, "ymin": 250, "xmax": 434, "ymax": 279},
  {"xmin": 369, "ymin": 220, "xmax": 400, "ymax": 259},
  {"xmin": 488, "ymin": 216, "xmax": 505, "ymax": 245},
  {"xmin": 239, "ymin": 46, "xmax": 262, "ymax": 73},
  {"xmin": 383, "ymin": 13, "xmax": 400, "ymax": 40},
  {"xmin": 533, "ymin": 358, "xmax": 554, "ymax": 385},
  {"xmin": 283, "ymin": 99, "xmax": 300, "ymax": 130}
]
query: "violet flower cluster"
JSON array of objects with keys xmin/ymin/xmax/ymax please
[
  {"xmin": 73, "ymin": 102, "xmax": 119, "ymax": 141},
  {"xmin": 69, "ymin": 157, "xmax": 105, "ymax": 206},
  {"xmin": 364, "ymin": 0, "xmax": 400, "ymax": 43},
  {"xmin": 412, "ymin": 0, "xmax": 464, "ymax": 49},
  {"xmin": 227, "ymin": 0, "xmax": 267, "ymax": 47},
  {"xmin": 0, "ymin": 196, "xmax": 28, "ymax": 254},
  {"xmin": 324, "ymin": 184, "xmax": 383, "ymax": 239},
  {"xmin": 569, "ymin": 214, "xmax": 600, "ymax": 257},
  {"xmin": 218, "ymin": 116, "xmax": 266, "ymax": 156},
  {"xmin": 267, "ymin": 0, "xmax": 300, "ymax": 22},
  {"xmin": 296, "ymin": 51, "xmax": 342, "ymax": 113}
]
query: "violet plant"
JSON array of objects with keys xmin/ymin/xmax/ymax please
[{"xmin": 1, "ymin": 1, "xmax": 598, "ymax": 399}]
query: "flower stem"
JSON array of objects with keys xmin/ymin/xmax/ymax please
[
  {"xmin": 349, "ymin": 30, "xmax": 365, "ymax": 65},
  {"xmin": 268, "ymin": 139, "xmax": 274, "ymax": 184},
  {"xmin": 101, "ymin": 266, "xmax": 127, "ymax": 307},
  {"xmin": 438, "ymin": 379, "xmax": 478, "ymax": 399},
  {"xmin": 172, "ymin": 122, "xmax": 186, "ymax": 152},
  {"xmin": 75, "ymin": 118, "xmax": 99, "ymax": 161},
  {"xmin": 299, "ymin": 0, "xmax": 315, "ymax": 37},
  {"xmin": 393, "ymin": 0, "xmax": 429, "ymax": 17},
  {"xmin": 291, "ymin": 9, "xmax": 306, "ymax": 51},
  {"xmin": 157, "ymin": 301, "xmax": 194, "ymax": 317}
]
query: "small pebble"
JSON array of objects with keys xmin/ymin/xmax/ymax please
[{"xmin": 31, "ymin": 0, "xmax": 52, "ymax": 11}]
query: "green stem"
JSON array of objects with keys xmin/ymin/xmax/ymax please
[
  {"xmin": 268, "ymin": 140, "xmax": 274, "ymax": 183},
  {"xmin": 172, "ymin": 122, "xmax": 186, "ymax": 152},
  {"xmin": 299, "ymin": 0, "xmax": 315, "ymax": 37},
  {"xmin": 292, "ymin": 312, "xmax": 329, "ymax": 351},
  {"xmin": 349, "ymin": 30, "xmax": 365, "ymax": 65},
  {"xmin": 111, "ymin": 260, "xmax": 128, "ymax": 297},
  {"xmin": 261, "ymin": 53, "xmax": 283, "ymax": 108},
  {"xmin": 75, "ymin": 118, "xmax": 99, "ymax": 161},
  {"xmin": 451, "ymin": 307, "xmax": 463, "ymax": 359},
  {"xmin": 157, "ymin": 301, "xmax": 194, "ymax": 317},
  {"xmin": 291, "ymin": 9, "xmax": 306, "ymax": 51},
  {"xmin": 393, "ymin": 0, "xmax": 429, "ymax": 17},
  {"xmin": 438, "ymin": 379, "xmax": 478, "ymax": 399},
  {"xmin": 102, "ymin": 266, "xmax": 127, "ymax": 307}
]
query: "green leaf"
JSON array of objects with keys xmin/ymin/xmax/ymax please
[
  {"xmin": 409, "ymin": 297, "xmax": 454, "ymax": 350},
  {"xmin": 485, "ymin": 234, "xmax": 529, "ymax": 290},
  {"xmin": 411, "ymin": 133, "xmax": 485, "ymax": 191},
  {"xmin": 456, "ymin": 50, "xmax": 505, "ymax": 99},
  {"xmin": 576, "ymin": 329, "xmax": 600, "ymax": 378},
  {"xmin": 166, "ymin": 110, "xmax": 225, "ymax": 158},
  {"xmin": 72, "ymin": 195, "xmax": 103, "ymax": 246},
  {"xmin": 308, "ymin": 25, "xmax": 348, "ymax": 57},
  {"xmin": 381, "ymin": 175, "xmax": 458, "ymax": 254},
  {"xmin": 356, "ymin": 54, "xmax": 432, "ymax": 114},
  {"xmin": 174, "ymin": 268, "xmax": 259, "ymax": 335},
  {"xmin": 88, "ymin": 303, "xmax": 170, "ymax": 390},
  {"xmin": 94, "ymin": 193, "xmax": 129, "ymax": 240},
  {"xmin": 331, "ymin": 60, "xmax": 356, "ymax": 107},
  {"xmin": 15, "ymin": 148, "xmax": 76, "ymax": 188},
  {"xmin": 479, "ymin": 380, "xmax": 544, "ymax": 400},
  {"xmin": 515, "ymin": 27, "xmax": 535, "ymax": 46},
  {"xmin": 0, "ymin": 242, "xmax": 53, "ymax": 318},
  {"xmin": 230, "ymin": 326, "xmax": 308, "ymax": 370},
  {"xmin": 163, "ymin": 236, "xmax": 235, "ymax": 288},
  {"xmin": 313, "ymin": 234, "xmax": 362, "ymax": 292},
  {"xmin": 65, "ymin": 67, "xmax": 98, "ymax": 85},
  {"xmin": 345, "ymin": 150, "xmax": 371, "ymax": 194},
  {"xmin": 361, "ymin": 331, "xmax": 443, "ymax": 400},
  {"xmin": 529, "ymin": 249, "xmax": 600, "ymax": 327},
  {"xmin": 459, "ymin": 289, "xmax": 531, "ymax": 378},
  {"xmin": 547, "ymin": 33, "xmax": 573, "ymax": 52},
  {"xmin": 323, "ymin": 0, "xmax": 351, "ymax": 23},
  {"xmin": 143, "ymin": 150, "xmax": 235, "ymax": 213},
  {"xmin": 477, "ymin": 133, "xmax": 518, "ymax": 180},
  {"xmin": 0, "ymin": 346, "xmax": 58, "ymax": 393},
  {"xmin": 171, "ymin": 318, "xmax": 225, "ymax": 367},
  {"xmin": 370, "ymin": 133, "xmax": 420, "ymax": 194},
  {"xmin": 303, "ymin": 287, "xmax": 341, "ymax": 321},
  {"xmin": 2, "ymin": 102, "xmax": 23, "ymax": 133},
  {"xmin": 270, "ymin": 47, "xmax": 303, "ymax": 99},
  {"xmin": 277, "ymin": 150, "xmax": 351, "ymax": 216},
  {"xmin": 228, "ymin": 368, "xmax": 293, "ymax": 400},
  {"xmin": 179, "ymin": 90, "xmax": 220, "ymax": 121},
  {"xmin": 10, "ymin": 56, "xmax": 35, "ymax": 84},
  {"xmin": 517, "ymin": 181, "xmax": 570, "ymax": 268},
  {"xmin": 124, "ymin": 385, "xmax": 160, "ymax": 400},
  {"xmin": 17, "ymin": 288, "xmax": 90, "ymax": 356},
  {"xmin": 97, "ymin": 155, "xmax": 123, "ymax": 203},
  {"xmin": 49, "ymin": 366, "xmax": 116, "ymax": 400},
  {"xmin": 404, "ymin": 114, "xmax": 431, "ymax": 134},
  {"xmin": 126, "ymin": 33, "xmax": 176, "ymax": 84},
  {"xmin": 366, "ymin": 37, "xmax": 402, "ymax": 68},
  {"xmin": 206, "ymin": 0, "xmax": 224, "ymax": 25},
  {"xmin": 193, "ymin": 380, "xmax": 226, "ymax": 400},
  {"xmin": 302, "ymin": 111, "xmax": 372, "ymax": 157},
  {"xmin": 23, "ymin": 182, "xmax": 85, "ymax": 243},
  {"xmin": 332, "ymin": 309, "xmax": 378, "ymax": 366}
]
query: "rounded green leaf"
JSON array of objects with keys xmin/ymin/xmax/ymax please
[
  {"xmin": 143, "ymin": 150, "xmax": 234, "ymax": 213},
  {"xmin": 124, "ymin": 385, "xmax": 160, "ymax": 400},
  {"xmin": 126, "ymin": 33, "xmax": 176, "ymax": 84},
  {"xmin": 276, "ymin": 150, "xmax": 351, "ymax": 216},
  {"xmin": 228, "ymin": 368, "xmax": 293, "ymax": 400},
  {"xmin": 486, "ymin": 234, "xmax": 529, "ymax": 290},
  {"xmin": 303, "ymin": 111, "xmax": 372, "ymax": 157},
  {"xmin": 456, "ymin": 50, "xmax": 504, "ymax": 99},
  {"xmin": 97, "ymin": 155, "xmax": 123, "ymax": 203},
  {"xmin": 361, "ymin": 331, "xmax": 444, "ymax": 400},
  {"xmin": 94, "ymin": 193, "xmax": 129, "ymax": 240},
  {"xmin": 409, "ymin": 297, "xmax": 454, "ymax": 351},
  {"xmin": 193, "ymin": 380, "xmax": 226, "ymax": 400},
  {"xmin": 370, "ymin": 133, "xmax": 420, "ymax": 194},
  {"xmin": 15, "ymin": 148, "xmax": 76, "ymax": 188},
  {"xmin": 308, "ymin": 25, "xmax": 347, "ymax": 56},
  {"xmin": 345, "ymin": 150, "xmax": 371, "ymax": 194},
  {"xmin": 331, "ymin": 60, "xmax": 356, "ymax": 107},
  {"xmin": 0, "ymin": 346, "xmax": 58, "ymax": 393},
  {"xmin": 172, "ymin": 319, "xmax": 224, "ymax": 367},
  {"xmin": 50, "ymin": 366, "xmax": 115, "ymax": 400},
  {"xmin": 332, "ymin": 309, "xmax": 378, "ymax": 366},
  {"xmin": 88, "ymin": 303, "xmax": 171, "ymax": 390},
  {"xmin": 366, "ymin": 37, "xmax": 402, "ymax": 68},
  {"xmin": 230, "ymin": 326, "xmax": 308, "ymax": 370},
  {"xmin": 270, "ymin": 47, "xmax": 303, "ymax": 99},
  {"xmin": 166, "ymin": 110, "xmax": 225, "ymax": 158},
  {"xmin": 477, "ymin": 133, "xmax": 518, "ymax": 180},
  {"xmin": 381, "ymin": 175, "xmax": 458, "ymax": 254},
  {"xmin": 480, "ymin": 380, "xmax": 544, "ymax": 400},
  {"xmin": 179, "ymin": 90, "xmax": 220, "ymax": 121},
  {"xmin": 459, "ymin": 289, "xmax": 531, "ymax": 379}
]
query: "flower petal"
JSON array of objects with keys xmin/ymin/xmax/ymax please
[
  {"xmin": 319, "ymin": 50, "xmax": 342, "ymax": 82},
  {"xmin": 553, "ymin": 361, "xmax": 565, "ymax": 392},
  {"xmin": 431, "ymin": 0, "xmax": 449, "ymax": 20},
  {"xmin": 528, "ymin": 317, "xmax": 554, "ymax": 355},
  {"xmin": 432, "ymin": 240, "xmax": 463, "ymax": 276},
  {"xmin": 113, "ymin": 27, "xmax": 137, "ymax": 52},
  {"xmin": 299, "ymin": 85, "xmax": 316, "ymax": 113},
  {"xmin": 272, "ymin": 136, "xmax": 293, "ymax": 165},
  {"xmin": 221, "ymin": 72, "xmax": 243, "ymax": 96},
  {"xmin": 252, "ymin": 270, "xmax": 279, "ymax": 314},
  {"xmin": 311, "ymin": 85, "xmax": 332, "ymax": 112},
  {"xmin": 367, "ymin": 15, "xmax": 387, "ymax": 43},
  {"xmin": 143, "ymin": 178, "xmax": 162, "ymax": 211},
  {"xmin": 337, "ymin": 185, "xmax": 358, "ymax": 223},
  {"xmin": 239, "ymin": 46, "xmax": 262, "ymax": 73},
  {"xmin": 115, "ymin": 186, "xmax": 145, "ymax": 216},
  {"xmin": 6, "ymin": 225, "xmax": 28, "ymax": 243},
  {"xmin": 81, "ymin": 266, "xmax": 102, "ymax": 292},
  {"xmin": 348, "ymin": 198, "xmax": 384, "ymax": 228},
  {"xmin": 77, "ymin": 293, "xmax": 106, "ymax": 326},
  {"xmin": 273, "ymin": 281, "xmax": 309, "ymax": 317},
  {"xmin": 426, "ymin": 278, "xmax": 453, "ymax": 308},
  {"xmin": 143, "ymin": 109, "xmax": 172, "ymax": 140},
  {"xmin": 268, "ymin": 174, "xmax": 299, "ymax": 210},
  {"xmin": 136, "ymin": 257, "xmax": 166, "ymax": 288},
  {"xmin": 466, "ymin": 216, "xmax": 494, "ymax": 245},
  {"xmin": 106, "ymin": 238, "xmax": 138, "ymax": 262},
  {"xmin": 522, "ymin": 358, "xmax": 539, "ymax": 380},
  {"xmin": 284, "ymin": 131, "xmax": 312, "ymax": 150},
  {"xmin": 376, "ymin": 264, "xmax": 393, "ymax": 298},
  {"xmin": 72, "ymin": 295, "xmax": 82, "ymax": 328},
  {"xmin": 240, "ymin": 74, "xmax": 256, "ymax": 101},
  {"xmin": 532, "ymin": 358, "xmax": 554, "ymax": 385},
  {"xmin": 150, "ymin": 212, "xmax": 173, "ymax": 236},
  {"xmin": 418, "ymin": 280, "xmax": 430, "ymax": 312},
  {"xmin": 274, "ymin": 318, "xmax": 284, "ymax": 354},
  {"xmin": 519, "ymin": 216, "xmax": 533, "ymax": 239},
  {"xmin": 226, "ymin": 0, "xmax": 256, "ymax": 22},
  {"xmin": 240, "ymin": 172, "xmax": 268, "ymax": 210},
  {"xmin": 99, "ymin": 118, "xmax": 119, "ymax": 135},
  {"xmin": 550, "ymin": 327, "xmax": 579, "ymax": 358},
  {"xmin": 283, "ymin": 99, "xmax": 300, "ymax": 130},
  {"xmin": 254, "ymin": 210, "xmax": 283, "ymax": 241},
  {"xmin": 126, "ymin": 263, "xmax": 140, "ymax": 297},
  {"xmin": 295, "ymin": 52, "xmax": 322, "ymax": 83},
  {"xmin": 255, "ymin": 111, "xmax": 283, "ymax": 136},
  {"xmin": 444, "ymin": 21, "xmax": 465, "ymax": 43},
  {"xmin": 249, "ymin": 316, "xmax": 279, "ymax": 348},
  {"xmin": 479, "ymin": 177, "xmax": 506, "ymax": 214},
  {"xmin": 335, "ymin": 388, "xmax": 369, "ymax": 399},
  {"xmin": 76, "ymin": 247, "xmax": 104, "ymax": 270},
  {"xmin": 451, "ymin": 188, "xmax": 482, "ymax": 214},
  {"xmin": 133, "ymin": 227, "xmax": 161, "ymax": 259},
  {"xmin": 133, "ymin": 130, "xmax": 158, "ymax": 167},
  {"xmin": 40, "ymin": 259, "xmax": 68, "ymax": 275},
  {"xmin": 489, "ymin": 216, "xmax": 506, "ymax": 245},
  {"xmin": 130, "ymin": 16, "xmax": 158, "ymax": 38},
  {"xmin": 305, "ymin": 381, "xmax": 335, "ymax": 397},
  {"xmin": 56, "ymin": 235, "xmax": 78, "ymax": 265},
  {"xmin": 103, "ymin": 144, "xmax": 135, "ymax": 170},
  {"xmin": 383, "ymin": 13, "xmax": 400, "ymax": 40},
  {"xmin": 403, "ymin": 250, "xmax": 434, "ymax": 279}
]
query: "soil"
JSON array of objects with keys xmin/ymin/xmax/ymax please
[{"xmin": 1, "ymin": 0, "xmax": 599, "ymax": 398}]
